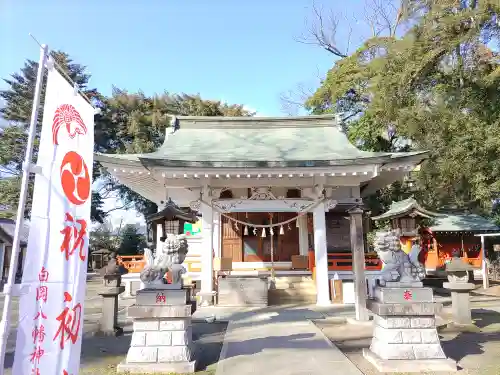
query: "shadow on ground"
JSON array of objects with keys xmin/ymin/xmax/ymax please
[
  {"xmin": 4, "ymin": 321, "xmax": 228, "ymax": 374},
  {"xmin": 315, "ymin": 307, "xmax": 500, "ymax": 375},
  {"xmin": 194, "ymin": 303, "xmax": 355, "ymax": 330},
  {"xmin": 222, "ymin": 332, "xmax": 319, "ymax": 359}
]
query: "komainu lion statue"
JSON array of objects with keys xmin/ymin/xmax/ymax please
[
  {"xmin": 373, "ymin": 230, "xmax": 425, "ymax": 286},
  {"xmin": 140, "ymin": 233, "xmax": 189, "ymax": 287}
]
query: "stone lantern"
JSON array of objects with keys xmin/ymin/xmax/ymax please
[
  {"xmin": 98, "ymin": 252, "xmax": 127, "ymax": 336},
  {"xmin": 443, "ymin": 252, "xmax": 476, "ymax": 326},
  {"xmin": 146, "ymin": 198, "xmax": 198, "ymax": 249}
]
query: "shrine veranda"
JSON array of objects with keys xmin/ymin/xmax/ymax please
[{"xmin": 95, "ymin": 115, "xmax": 428, "ymax": 308}]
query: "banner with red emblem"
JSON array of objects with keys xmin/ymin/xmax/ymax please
[{"xmin": 13, "ymin": 65, "xmax": 94, "ymax": 375}]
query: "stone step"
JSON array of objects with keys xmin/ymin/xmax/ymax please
[
  {"xmin": 271, "ymin": 288, "xmax": 317, "ymax": 295},
  {"xmin": 268, "ymin": 295, "xmax": 317, "ymax": 305},
  {"xmin": 272, "ymin": 282, "xmax": 317, "ymax": 290},
  {"xmin": 269, "ymin": 289, "xmax": 317, "ymax": 299},
  {"xmin": 274, "ymin": 276, "xmax": 313, "ymax": 283},
  {"xmin": 269, "ymin": 289, "xmax": 317, "ymax": 297}
]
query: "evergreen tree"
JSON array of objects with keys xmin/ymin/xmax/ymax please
[
  {"xmin": 0, "ymin": 52, "xmax": 253, "ymax": 221},
  {"xmin": 0, "ymin": 51, "xmax": 103, "ymax": 219},
  {"xmin": 304, "ymin": 0, "xmax": 500, "ymax": 217},
  {"xmin": 117, "ymin": 224, "xmax": 146, "ymax": 255}
]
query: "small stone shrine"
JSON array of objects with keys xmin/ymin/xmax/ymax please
[
  {"xmin": 443, "ymin": 251, "xmax": 476, "ymax": 326},
  {"xmin": 118, "ymin": 201, "xmax": 197, "ymax": 374},
  {"xmin": 363, "ymin": 230, "xmax": 457, "ymax": 373}
]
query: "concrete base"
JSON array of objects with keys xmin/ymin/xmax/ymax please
[
  {"xmin": 197, "ymin": 291, "xmax": 217, "ymax": 306},
  {"xmin": 117, "ymin": 360, "xmax": 196, "ymax": 374},
  {"xmin": 367, "ymin": 286, "xmax": 454, "ymax": 368},
  {"xmin": 122, "ymin": 304, "xmax": 196, "ymax": 371},
  {"xmin": 363, "ymin": 349, "xmax": 457, "ymax": 373}
]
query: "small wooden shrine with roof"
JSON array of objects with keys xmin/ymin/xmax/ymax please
[{"xmin": 372, "ymin": 198, "xmax": 499, "ymax": 277}]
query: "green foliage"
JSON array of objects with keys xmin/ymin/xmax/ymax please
[
  {"xmin": 117, "ymin": 224, "xmax": 146, "ymax": 255},
  {"xmin": 0, "ymin": 51, "xmax": 252, "ymax": 222},
  {"xmin": 307, "ymin": 0, "xmax": 500, "ymax": 219},
  {"xmin": 0, "ymin": 51, "xmax": 104, "ymax": 220},
  {"xmin": 94, "ymin": 91, "xmax": 253, "ymax": 217},
  {"xmin": 89, "ymin": 222, "xmax": 117, "ymax": 254}
]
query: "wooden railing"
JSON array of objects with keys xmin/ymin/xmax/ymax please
[
  {"xmin": 117, "ymin": 254, "xmax": 203, "ymax": 273},
  {"xmin": 117, "ymin": 255, "xmax": 145, "ymax": 273},
  {"xmin": 308, "ymin": 250, "xmax": 382, "ymax": 271},
  {"xmin": 118, "ymin": 252, "xmax": 383, "ymax": 273},
  {"xmin": 327, "ymin": 252, "xmax": 382, "ymax": 271}
]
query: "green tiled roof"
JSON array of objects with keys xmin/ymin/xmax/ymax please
[
  {"xmin": 430, "ymin": 213, "xmax": 499, "ymax": 232},
  {"xmin": 95, "ymin": 115, "xmax": 428, "ymax": 168},
  {"xmin": 372, "ymin": 197, "xmax": 437, "ymax": 220},
  {"xmin": 372, "ymin": 198, "xmax": 499, "ymax": 232}
]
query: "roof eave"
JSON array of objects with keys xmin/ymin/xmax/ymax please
[
  {"xmin": 372, "ymin": 208, "xmax": 435, "ymax": 221},
  {"xmin": 136, "ymin": 155, "xmax": 397, "ymax": 169}
]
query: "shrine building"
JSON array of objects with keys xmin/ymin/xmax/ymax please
[
  {"xmin": 95, "ymin": 115, "xmax": 428, "ymax": 314},
  {"xmin": 372, "ymin": 197, "xmax": 499, "ymax": 280}
]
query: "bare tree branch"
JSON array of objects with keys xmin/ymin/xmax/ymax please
[
  {"xmin": 364, "ymin": 0, "xmax": 406, "ymax": 38},
  {"xmin": 103, "ymin": 204, "xmax": 132, "ymax": 215},
  {"xmin": 296, "ymin": 1, "xmax": 351, "ymax": 58},
  {"xmin": 279, "ymin": 83, "xmax": 315, "ymax": 116},
  {"xmin": 279, "ymin": 68, "xmax": 324, "ymax": 116}
]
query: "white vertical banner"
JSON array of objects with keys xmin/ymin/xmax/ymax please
[{"xmin": 13, "ymin": 65, "xmax": 94, "ymax": 375}]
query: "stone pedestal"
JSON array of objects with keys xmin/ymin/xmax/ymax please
[
  {"xmin": 98, "ymin": 286, "xmax": 125, "ymax": 336},
  {"xmin": 443, "ymin": 282, "xmax": 475, "ymax": 326},
  {"xmin": 363, "ymin": 284, "xmax": 456, "ymax": 372},
  {"xmin": 117, "ymin": 288, "xmax": 196, "ymax": 374},
  {"xmin": 197, "ymin": 291, "xmax": 217, "ymax": 307},
  {"xmin": 217, "ymin": 276, "xmax": 268, "ymax": 307}
]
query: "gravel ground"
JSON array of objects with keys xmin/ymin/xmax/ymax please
[
  {"xmin": 315, "ymin": 308, "xmax": 500, "ymax": 375},
  {"xmin": 3, "ymin": 321, "xmax": 228, "ymax": 375}
]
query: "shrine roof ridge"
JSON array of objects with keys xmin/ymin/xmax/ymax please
[
  {"xmin": 173, "ymin": 114, "xmax": 339, "ymax": 129},
  {"xmin": 371, "ymin": 197, "xmax": 437, "ymax": 221}
]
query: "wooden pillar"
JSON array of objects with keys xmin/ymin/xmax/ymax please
[
  {"xmin": 313, "ymin": 203, "xmax": 331, "ymax": 305},
  {"xmin": 213, "ymin": 212, "xmax": 221, "ymax": 258},
  {"xmin": 0, "ymin": 243, "xmax": 4, "ymax": 284},
  {"xmin": 200, "ymin": 199, "xmax": 215, "ymax": 305},
  {"xmin": 155, "ymin": 224, "xmax": 163, "ymax": 252},
  {"xmin": 349, "ymin": 206, "xmax": 369, "ymax": 321},
  {"xmin": 481, "ymin": 235, "xmax": 489, "ymax": 289},
  {"xmin": 298, "ymin": 215, "xmax": 309, "ymax": 256}
]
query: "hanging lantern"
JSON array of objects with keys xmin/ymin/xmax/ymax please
[
  {"xmin": 280, "ymin": 225, "xmax": 284, "ymax": 235},
  {"xmin": 295, "ymin": 218, "xmax": 300, "ymax": 228},
  {"xmin": 261, "ymin": 228, "xmax": 266, "ymax": 237},
  {"xmin": 270, "ymin": 227, "xmax": 274, "ymax": 236},
  {"xmin": 253, "ymin": 227, "xmax": 257, "ymax": 235},
  {"xmin": 244, "ymin": 225, "xmax": 248, "ymax": 236}
]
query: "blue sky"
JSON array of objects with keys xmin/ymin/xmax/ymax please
[
  {"xmin": 1, "ymin": 0, "xmax": 368, "ymax": 116},
  {"xmin": 1, "ymin": 0, "xmax": 369, "ymax": 226}
]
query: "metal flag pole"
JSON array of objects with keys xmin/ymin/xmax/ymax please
[{"xmin": 0, "ymin": 44, "xmax": 48, "ymax": 373}]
